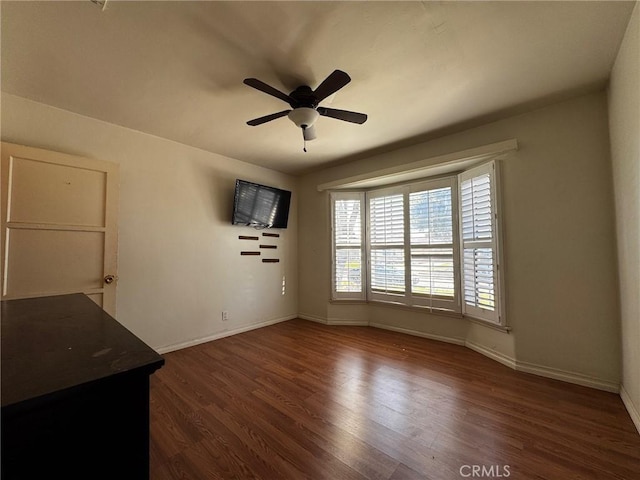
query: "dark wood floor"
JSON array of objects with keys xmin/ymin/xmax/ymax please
[{"xmin": 149, "ymin": 319, "xmax": 640, "ymax": 479}]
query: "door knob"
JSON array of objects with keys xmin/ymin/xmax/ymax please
[{"xmin": 104, "ymin": 275, "xmax": 115, "ymax": 285}]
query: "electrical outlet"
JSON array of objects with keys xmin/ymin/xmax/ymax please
[{"xmin": 222, "ymin": 310, "xmax": 229, "ymax": 322}]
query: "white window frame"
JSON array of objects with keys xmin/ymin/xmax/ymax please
[
  {"xmin": 458, "ymin": 160, "xmax": 505, "ymax": 325},
  {"xmin": 330, "ymin": 191, "xmax": 366, "ymax": 301}
]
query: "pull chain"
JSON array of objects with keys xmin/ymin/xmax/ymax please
[{"xmin": 302, "ymin": 129, "xmax": 307, "ymax": 153}]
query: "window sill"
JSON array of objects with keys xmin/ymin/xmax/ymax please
[
  {"xmin": 329, "ymin": 299, "xmax": 368, "ymax": 305},
  {"xmin": 329, "ymin": 299, "xmax": 511, "ymax": 332},
  {"xmin": 465, "ymin": 315, "xmax": 511, "ymax": 333}
]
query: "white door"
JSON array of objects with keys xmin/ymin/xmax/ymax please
[{"xmin": 1, "ymin": 142, "xmax": 119, "ymax": 315}]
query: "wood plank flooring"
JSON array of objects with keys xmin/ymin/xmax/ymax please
[{"xmin": 149, "ymin": 320, "xmax": 640, "ymax": 479}]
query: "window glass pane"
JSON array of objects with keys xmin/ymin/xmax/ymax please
[
  {"xmin": 370, "ymin": 249, "xmax": 405, "ymax": 293},
  {"xmin": 335, "ymin": 248, "xmax": 362, "ymax": 292},
  {"xmin": 411, "ymin": 248, "xmax": 454, "ymax": 297},
  {"xmin": 369, "ymin": 194, "xmax": 404, "ymax": 245},
  {"xmin": 334, "ymin": 199, "xmax": 361, "ymax": 246},
  {"xmin": 463, "ymin": 248, "xmax": 495, "ymax": 310},
  {"xmin": 410, "ymin": 187, "xmax": 452, "ymax": 245}
]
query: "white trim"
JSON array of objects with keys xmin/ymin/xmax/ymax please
[
  {"xmin": 620, "ymin": 384, "xmax": 640, "ymax": 434},
  {"xmin": 317, "ymin": 139, "xmax": 518, "ymax": 191},
  {"xmin": 298, "ymin": 313, "xmax": 329, "ymax": 324},
  {"xmin": 465, "ymin": 340, "xmax": 516, "ymax": 369},
  {"xmin": 493, "ymin": 160, "xmax": 508, "ymax": 324},
  {"xmin": 515, "ymin": 360, "xmax": 619, "ymax": 393},
  {"xmin": 466, "ymin": 315, "xmax": 511, "ymax": 332},
  {"xmin": 368, "ymin": 322, "xmax": 466, "ymax": 346},
  {"xmin": 155, "ymin": 314, "xmax": 297, "ymax": 354},
  {"xmin": 465, "ymin": 341, "xmax": 618, "ymax": 393},
  {"xmin": 299, "ymin": 313, "xmax": 368, "ymax": 326}
]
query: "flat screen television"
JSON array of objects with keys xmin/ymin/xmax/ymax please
[{"xmin": 232, "ymin": 179, "xmax": 291, "ymax": 229}]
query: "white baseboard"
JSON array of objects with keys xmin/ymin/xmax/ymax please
[
  {"xmin": 351, "ymin": 321, "xmax": 619, "ymax": 393},
  {"xmin": 298, "ymin": 313, "xmax": 368, "ymax": 326},
  {"xmin": 298, "ymin": 313, "xmax": 329, "ymax": 324},
  {"xmin": 515, "ymin": 360, "xmax": 619, "ymax": 393},
  {"xmin": 621, "ymin": 384, "xmax": 640, "ymax": 434},
  {"xmin": 461, "ymin": 341, "xmax": 618, "ymax": 393},
  {"xmin": 155, "ymin": 314, "xmax": 297, "ymax": 354},
  {"xmin": 327, "ymin": 318, "xmax": 369, "ymax": 326},
  {"xmin": 465, "ymin": 340, "xmax": 516, "ymax": 369},
  {"xmin": 369, "ymin": 322, "xmax": 466, "ymax": 346}
]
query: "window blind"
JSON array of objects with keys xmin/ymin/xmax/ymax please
[
  {"xmin": 369, "ymin": 193, "xmax": 405, "ymax": 294},
  {"xmin": 331, "ymin": 193, "xmax": 365, "ymax": 299},
  {"xmin": 409, "ymin": 187, "xmax": 455, "ymax": 306},
  {"xmin": 367, "ymin": 179, "xmax": 460, "ymax": 311},
  {"xmin": 458, "ymin": 162, "xmax": 501, "ymax": 324}
]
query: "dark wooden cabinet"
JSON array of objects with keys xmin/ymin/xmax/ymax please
[{"xmin": 1, "ymin": 294, "xmax": 164, "ymax": 480}]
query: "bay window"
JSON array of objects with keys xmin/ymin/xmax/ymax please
[{"xmin": 331, "ymin": 159, "xmax": 504, "ymax": 326}]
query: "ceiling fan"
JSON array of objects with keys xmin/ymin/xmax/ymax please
[{"xmin": 243, "ymin": 70, "xmax": 367, "ymax": 148}]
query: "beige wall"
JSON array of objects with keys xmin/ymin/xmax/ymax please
[
  {"xmin": 1, "ymin": 93, "xmax": 298, "ymax": 352},
  {"xmin": 609, "ymin": 2, "xmax": 640, "ymax": 431},
  {"xmin": 1, "ymin": 77, "xmax": 627, "ymax": 399},
  {"xmin": 299, "ymin": 91, "xmax": 620, "ymax": 389}
]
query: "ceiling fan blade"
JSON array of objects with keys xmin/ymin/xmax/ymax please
[
  {"xmin": 303, "ymin": 125, "xmax": 317, "ymax": 141},
  {"xmin": 246, "ymin": 110, "xmax": 291, "ymax": 126},
  {"xmin": 244, "ymin": 78, "xmax": 293, "ymax": 105},
  {"xmin": 317, "ymin": 107, "xmax": 367, "ymax": 124},
  {"xmin": 312, "ymin": 70, "xmax": 351, "ymax": 102}
]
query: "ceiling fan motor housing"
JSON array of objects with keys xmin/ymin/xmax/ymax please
[{"xmin": 288, "ymin": 85, "xmax": 318, "ymax": 109}]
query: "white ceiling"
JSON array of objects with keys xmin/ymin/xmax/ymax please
[{"xmin": 1, "ymin": 1, "xmax": 635, "ymax": 174}]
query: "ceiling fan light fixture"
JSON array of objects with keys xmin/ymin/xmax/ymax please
[{"xmin": 288, "ymin": 107, "xmax": 319, "ymax": 129}]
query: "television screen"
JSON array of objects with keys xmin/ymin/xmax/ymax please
[{"xmin": 232, "ymin": 179, "xmax": 291, "ymax": 229}]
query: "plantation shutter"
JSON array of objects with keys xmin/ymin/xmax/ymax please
[
  {"xmin": 366, "ymin": 179, "xmax": 460, "ymax": 311},
  {"xmin": 408, "ymin": 178, "xmax": 460, "ymax": 312},
  {"xmin": 368, "ymin": 190, "xmax": 405, "ymax": 299},
  {"xmin": 458, "ymin": 161, "xmax": 502, "ymax": 324},
  {"xmin": 331, "ymin": 192, "xmax": 365, "ymax": 300}
]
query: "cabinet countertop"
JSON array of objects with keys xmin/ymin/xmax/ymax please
[{"xmin": 1, "ymin": 293, "xmax": 164, "ymax": 410}]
